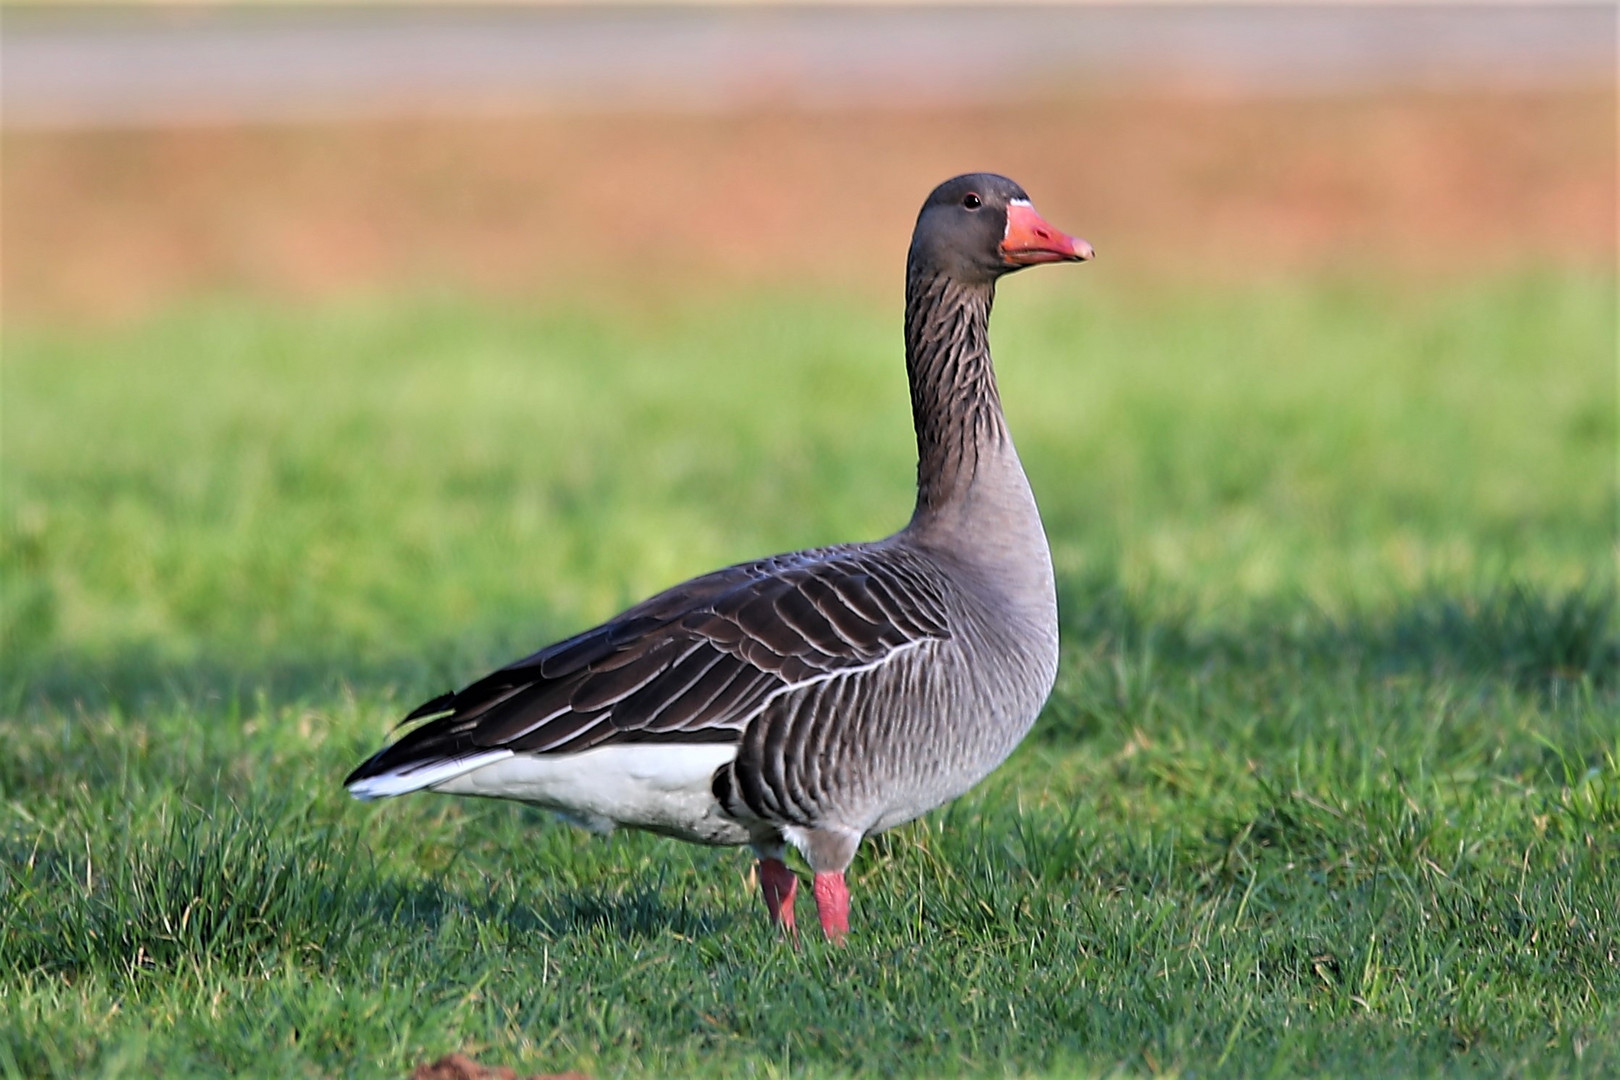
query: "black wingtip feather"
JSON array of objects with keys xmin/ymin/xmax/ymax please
[{"xmin": 343, "ymin": 752, "xmax": 384, "ymax": 787}]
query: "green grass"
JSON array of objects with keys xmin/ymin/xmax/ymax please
[{"xmin": 2, "ymin": 268, "xmax": 1616, "ymax": 1078}]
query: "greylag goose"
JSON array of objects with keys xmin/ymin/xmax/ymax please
[{"xmin": 346, "ymin": 174, "xmax": 1093, "ymax": 941}]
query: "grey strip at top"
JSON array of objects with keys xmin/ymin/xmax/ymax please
[{"xmin": 3, "ymin": 5, "xmax": 1614, "ymax": 129}]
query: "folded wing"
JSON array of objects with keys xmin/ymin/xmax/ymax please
[{"xmin": 344, "ymin": 543, "xmax": 951, "ymax": 796}]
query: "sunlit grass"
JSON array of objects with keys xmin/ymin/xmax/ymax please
[{"xmin": 2, "ymin": 268, "xmax": 1616, "ymax": 1078}]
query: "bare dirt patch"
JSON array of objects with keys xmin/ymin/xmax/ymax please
[
  {"xmin": 410, "ymin": 1053, "xmax": 589, "ymax": 1080},
  {"xmin": 3, "ymin": 89, "xmax": 1612, "ymax": 321}
]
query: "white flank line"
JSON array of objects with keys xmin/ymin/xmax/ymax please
[{"xmin": 747, "ymin": 637, "xmax": 933, "ymax": 718}]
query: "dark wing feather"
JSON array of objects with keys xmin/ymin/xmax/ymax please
[{"xmin": 344, "ymin": 543, "xmax": 950, "ymax": 785}]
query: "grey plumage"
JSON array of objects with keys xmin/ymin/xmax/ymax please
[{"xmin": 345, "ymin": 172, "xmax": 1092, "ymax": 937}]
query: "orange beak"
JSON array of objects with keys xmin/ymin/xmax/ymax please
[{"xmin": 1000, "ymin": 201, "xmax": 1095, "ymax": 266}]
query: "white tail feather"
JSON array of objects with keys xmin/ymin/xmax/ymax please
[{"xmin": 346, "ymin": 749, "xmax": 515, "ymax": 801}]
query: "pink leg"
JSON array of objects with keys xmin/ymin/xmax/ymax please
[
  {"xmin": 812, "ymin": 871, "xmax": 850, "ymax": 943},
  {"xmin": 758, "ymin": 857, "xmax": 799, "ymax": 935}
]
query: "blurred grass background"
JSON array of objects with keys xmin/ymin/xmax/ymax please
[
  {"xmin": 2, "ymin": 6, "xmax": 1616, "ymax": 1079},
  {"xmin": 4, "ymin": 269, "xmax": 1613, "ymax": 705}
]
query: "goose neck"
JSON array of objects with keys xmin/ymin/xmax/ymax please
[{"xmin": 903, "ymin": 270, "xmax": 1007, "ymax": 520}]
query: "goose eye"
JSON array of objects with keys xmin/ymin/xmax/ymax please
[{"xmin": 962, "ymin": 193, "xmax": 982, "ymax": 210}]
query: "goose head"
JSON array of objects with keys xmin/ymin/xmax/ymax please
[{"xmin": 908, "ymin": 173, "xmax": 1094, "ymax": 287}]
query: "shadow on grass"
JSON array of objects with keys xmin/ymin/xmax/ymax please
[
  {"xmin": 359, "ymin": 872, "xmax": 731, "ymax": 944},
  {"xmin": 4, "ymin": 576, "xmax": 1614, "ymax": 721},
  {"xmin": 530, "ymin": 888, "xmax": 732, "ymax": 941},
  {"xmin": 1056, "ymin": 574, "xmax": 1617, "ymax": 693},
  {"xmin": 1, "ymin": 646, "xmax": 460, "ymax": 719}
]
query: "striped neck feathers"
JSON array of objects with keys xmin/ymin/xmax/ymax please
[{"xmin": 903, "ymin": 268, "xmax": 1008, "ymax": 518}]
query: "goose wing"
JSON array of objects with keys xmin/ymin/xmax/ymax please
[{"xmin": 344, "ymin": 543, "xmax": 950, "ymax": 791}]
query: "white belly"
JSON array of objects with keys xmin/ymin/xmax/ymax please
[{"xmin": 430, "ymin": 743, "xmax": 751, "ymax": 845}]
